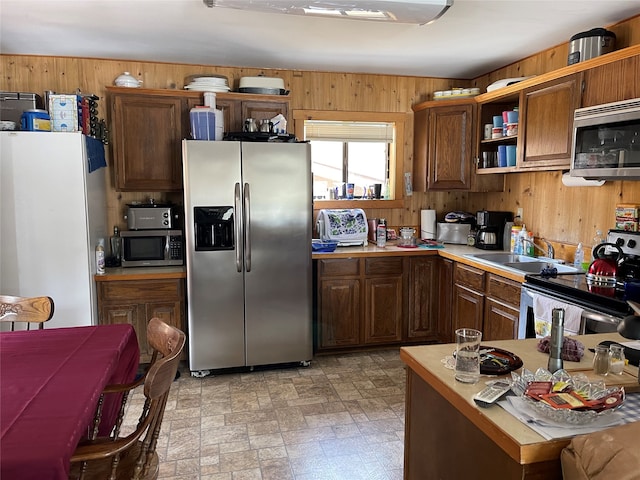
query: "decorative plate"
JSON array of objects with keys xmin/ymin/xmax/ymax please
[
  {"xmin": 478, "ymin": 346, "xmax": 523, "ymax": 375},
  {"xmin": 510, "ymin": 368, "xmax": 626, "ymax": 425}
]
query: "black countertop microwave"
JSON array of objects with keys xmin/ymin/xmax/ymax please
[{"xmin": 570, "ymin": 97, "xmax": 640, "ymax": 180}]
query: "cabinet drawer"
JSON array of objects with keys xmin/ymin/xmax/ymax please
[
  {"xmin": 454, "ymin": 263, "xmax": 485, "ymax": 290},
  {"xmin": 319, "ymin": 258, "xmax": 360, "ymax": 277},
  {"xmin": 365, "ymin": 257, "xmax": 403, "ymax": 275},
  {"xmin": 98, "ymin": 279, "xmax": 184, "ymax": 303},
  {"xmin": 486, "ymin": 274, "xmax": 521, "ymax": 307}
]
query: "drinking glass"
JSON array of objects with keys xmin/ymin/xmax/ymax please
[{"xmin": 454, "ymin": 328, "xmax": 482, "ymax": 384}]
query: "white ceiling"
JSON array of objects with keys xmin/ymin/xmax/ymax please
[{"xmin": 1, "ymin": 0, "xmax": 638, "ymax": 79}]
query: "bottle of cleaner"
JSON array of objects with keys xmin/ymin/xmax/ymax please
[
  {"xmin": 376, "ymin": 218, "xmax": 387, "ymax": 248},
  {"xmin": 573, "ymin": 242, "xmax": 584, "ymax": 271},
  {"xmin": 526, "ymin": 231, "xmax": 535, "ymax": 257},
  {"xmin": 96, "ymin": 238, "xmax": 106, "ymax": 275},
  {"xmin": 516, "ymin": 224, "xmax": 527, "ymax": 255}
]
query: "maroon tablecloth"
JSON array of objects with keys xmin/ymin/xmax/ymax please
[{"xmin": 0, "ymin": 324, "xmax": 139, "ymax": 480}]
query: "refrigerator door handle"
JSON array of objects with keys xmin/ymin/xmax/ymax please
[
  {"xmin": 244, "ymin": 182, "xmax": 251, "ymax": 272},
  {"xmin": 234, "ymin": 182, "xmax": 242, "ymax": 272}
]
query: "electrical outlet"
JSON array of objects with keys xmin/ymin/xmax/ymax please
[{"xmin": 516, "ymin": 208, "xmax": 523, "ymax": 219}]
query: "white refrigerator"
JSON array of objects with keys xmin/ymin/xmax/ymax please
[{"xmin": 0, "ymin": 131, "xmax": 107, "ymax": 329}]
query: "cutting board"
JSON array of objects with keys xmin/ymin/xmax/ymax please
[{"xmin": 566, "ymin": 367, "xmax": 640, "ymax": 394}]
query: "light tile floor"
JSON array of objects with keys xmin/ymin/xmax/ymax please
[{"xmin": 124, "ymin": 349, "xmax": 406, "ymax": 480}]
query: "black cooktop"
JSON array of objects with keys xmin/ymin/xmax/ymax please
[{"xmin": 524, "ymin": 273, "xmax": 632, "ymax": 318}]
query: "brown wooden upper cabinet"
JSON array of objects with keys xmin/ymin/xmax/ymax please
[
  {"xmin": 517, "ymin": 73, "xmax": 583, "ymax": 169},
  {"xmin": 581, "ymin": 55, "xmax": 639, "ymax": 107},
  {"xmin": 413, "ymin": 99, "xmax": 503, "ymax": 192},
  {"xmin": 413, "ymin": 100, "xmax": 474, "ymax": 190},
  {"xmin": 110, "ymin": 91, "xmax": 184, "ymax": 191},
  {"xmin": 107, "ymin": 87, "xmax": 290, "ymax": 192}
]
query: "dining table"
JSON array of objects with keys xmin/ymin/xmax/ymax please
[{"xmin": 0, "ymin": 323, "xmax": 140, "ymax": 480}]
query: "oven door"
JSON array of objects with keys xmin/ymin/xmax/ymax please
[{"xmin": 518, "ymin": 286, "xmax": 622, "ymax": 339}]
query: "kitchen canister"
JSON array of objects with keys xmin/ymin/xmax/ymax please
[
  {"xmin": 498, "ymin": 145, "xmax": 507, "ymax": 167},
  {"xmin": 190, "ymin": 106, "xmax": 216, "ymax": 140},
  {"xmin": 20, "ymin": 109, "xmax": 51, "ymax": 131},
  {"xmin": 506, "ymin": 145, "xmax": 517, "ymax": 166}
]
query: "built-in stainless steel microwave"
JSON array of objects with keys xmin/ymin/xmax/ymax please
[
  {"xmin": 120, "ymin": 229, "xmax": 183, "ymax": 267},
  {"xmin": 570, "ymin": 97, "xmax": 640, "ymax": 180}
]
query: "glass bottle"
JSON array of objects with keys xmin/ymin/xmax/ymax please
[
  {"xmin": 110, "ymin": 226, "xmax": 121, "ymax": 267},
  {"xmin": 376, "ymin": 218, "xmax": 387, "ymax": 248},
  {"xmin": 592, "ymin": 345, "xmax": 609, "ymax": 376},
  {"xmin": 608, "ymin": 345, "xmax": 626, "ymax": 375}
]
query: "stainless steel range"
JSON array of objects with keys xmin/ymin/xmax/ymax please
[{"xmin": 519, "ymin": 230, "xmax": 640, "ymax": 339}]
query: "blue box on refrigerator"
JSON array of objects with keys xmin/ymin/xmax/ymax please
[{"xmin": 190, "ymin": 107, "xmax": 216, "ymax": 141}]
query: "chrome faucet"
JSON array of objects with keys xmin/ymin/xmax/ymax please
[{"xmin": 521, "ymin": 237, "xmax": 555, "ymax": 259}]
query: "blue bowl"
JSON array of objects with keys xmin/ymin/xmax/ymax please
[{"xmin": 312, "ymin": 239, "xmax": 338, "ymax": 252}]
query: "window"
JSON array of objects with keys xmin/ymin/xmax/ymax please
[{"xmin": 293, "ymin": 110, "xmax": 406, "ymax": 206}]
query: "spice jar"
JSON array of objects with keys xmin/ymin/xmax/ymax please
[
  {"xmin": 592, "ymin": 345, "xmax": 609, "ymax": 376},
  {"xmin": 608, "ymin": 345, "xmax": 626, "ymax": 375}
]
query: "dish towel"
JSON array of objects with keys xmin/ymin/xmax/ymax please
[{"xmin": 532, "ymin": 294, "xmax": 583, "ymax": 336}]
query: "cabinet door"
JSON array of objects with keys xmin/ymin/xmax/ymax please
[
  {"xmin": 407, "ymin": 257, "xmax": 438, "ymax": 341},
  {"xmin": 110, "ymin": 94, "xmax": 183, "ymax": 191},
  {"xmin": 452, "ymin": 284, "xmax": 484, "ymax": 332},
  {"xmin": 318, "ymin": 278, "xmax": 361, "ymax": 349},
  {"xmin": 437, "ymin": 258, "xmax": 454, "ymax": 343},
  {"xmin": 242, "ymin": 101, "xmax": 289, "ymax": 127},
  {"xmin": 582, "ymin": 57, "xmax": 639, "ymax": 107},
  {"xmin": 427, "ymin": 103, "xmax": 474, "ymax": 190},
  {"xmin": 146, "ymin": 301, "xmax": 182, "ymax": 330},
  {"xmin": 364, "ymin": 275, "xmax": 403, "ymax": 344},
  {"xmin": 483, "ymin": 298, "xmax": 519, "ymax": 341},
  {"xmin": 99, "ymin": 303, "xmax": 151, "ymax": 360},
  {"xmin": 519, "ymin": 74, "xmax": 583, "ymax": 169}
]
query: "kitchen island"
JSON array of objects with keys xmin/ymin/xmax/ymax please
[{"xmin": 401, "ymin": 333, "xmax": 640, "ymax": 479}]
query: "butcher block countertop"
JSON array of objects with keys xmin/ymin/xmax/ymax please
[
  {"xmin": 95, "ymin": 266, "xmax": 186, "ymax": 281},
  {"xmin": 313, "ymin": 243, "xmax": 527, "ymax": 282}
]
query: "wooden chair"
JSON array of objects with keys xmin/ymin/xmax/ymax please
[
  {"xmin": 0, "ymin": 295, "xmax": 54, "ymax": 331},
  {"xmin": 68, "ymin": 318, "xmax": 185, "ymax": 480}
]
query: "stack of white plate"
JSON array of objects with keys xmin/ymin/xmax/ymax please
[{"xmin": 184, "ymin": 76, "xmax": 230, "ymax": 92}]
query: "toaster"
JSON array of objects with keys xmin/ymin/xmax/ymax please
[{"xmin": 316, "ymin": 209, "xmax": 368, "ymax": 246}]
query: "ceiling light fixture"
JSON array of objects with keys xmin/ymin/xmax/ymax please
[{"xmin": 202, "ymin": 0, "xmax": 453, "ymax": 25}]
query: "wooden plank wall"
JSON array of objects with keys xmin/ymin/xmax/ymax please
[{"xmin": 1, "ymin": 14, "xmax": 639, "ymax": 260}]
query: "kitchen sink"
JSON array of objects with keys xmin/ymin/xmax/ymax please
[
  {"xmin": 467, "ymin": 253, "xmax": 540, "ymax": 263},
  {"xmin": 464, "ymin": 252, "xmax": 580, "ymax": 274},
  {"xmin": 502, "ymin": 261, "xmax": 580, "ymax": 274}
]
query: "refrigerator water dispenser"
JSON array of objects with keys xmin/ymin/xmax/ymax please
[{"xmin": 194, "ymin": 206, "xmax": 234, "ymax": 250}]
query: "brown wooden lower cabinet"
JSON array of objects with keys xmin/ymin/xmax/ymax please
[
  {"xmin": 452, "ymin": 262, "xmax": 522, "ymax": 340},
  {"xmin": 97, "ymin": 278, "xmax": 186, "ymax": 363},
  {"xmin": 484, "ymin": 273, "xmax": 522, "ymax": 341},
  {"xmin": 317, "ymin": 257, "xmax": 405, "ymax": 352},
  {"xmin": 316, "ymin": 255, "xmax": 442, "ymax": 353},
  {"xmin": 407, "ymin": 256, "xmax": 439, "ymax": 341}
]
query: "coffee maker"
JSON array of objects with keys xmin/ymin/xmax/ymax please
[{"xmin": 475, "ymin": 210, "xmax": 513, "ymax": 250}]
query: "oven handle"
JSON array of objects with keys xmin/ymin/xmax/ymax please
[{"xmin": 521, "ymin": 287, "xmax": 622, "ymax": 327}]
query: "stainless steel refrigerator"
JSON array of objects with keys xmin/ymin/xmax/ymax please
[
  {"xmin": 182, "ymin": 140, "xmax": 312, "ymax": 374},
  {"xmin": 0, "ymin": 132, "xmax": 107, "ymax": 329}
]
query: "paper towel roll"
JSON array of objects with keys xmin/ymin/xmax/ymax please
[
  {"xmin": 421, "ymin": 210, "xmax": 436, "ymax": 239},
  {"xmin": 561, "ymin": 172, "xmax": 605, "ymax": 187}
]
